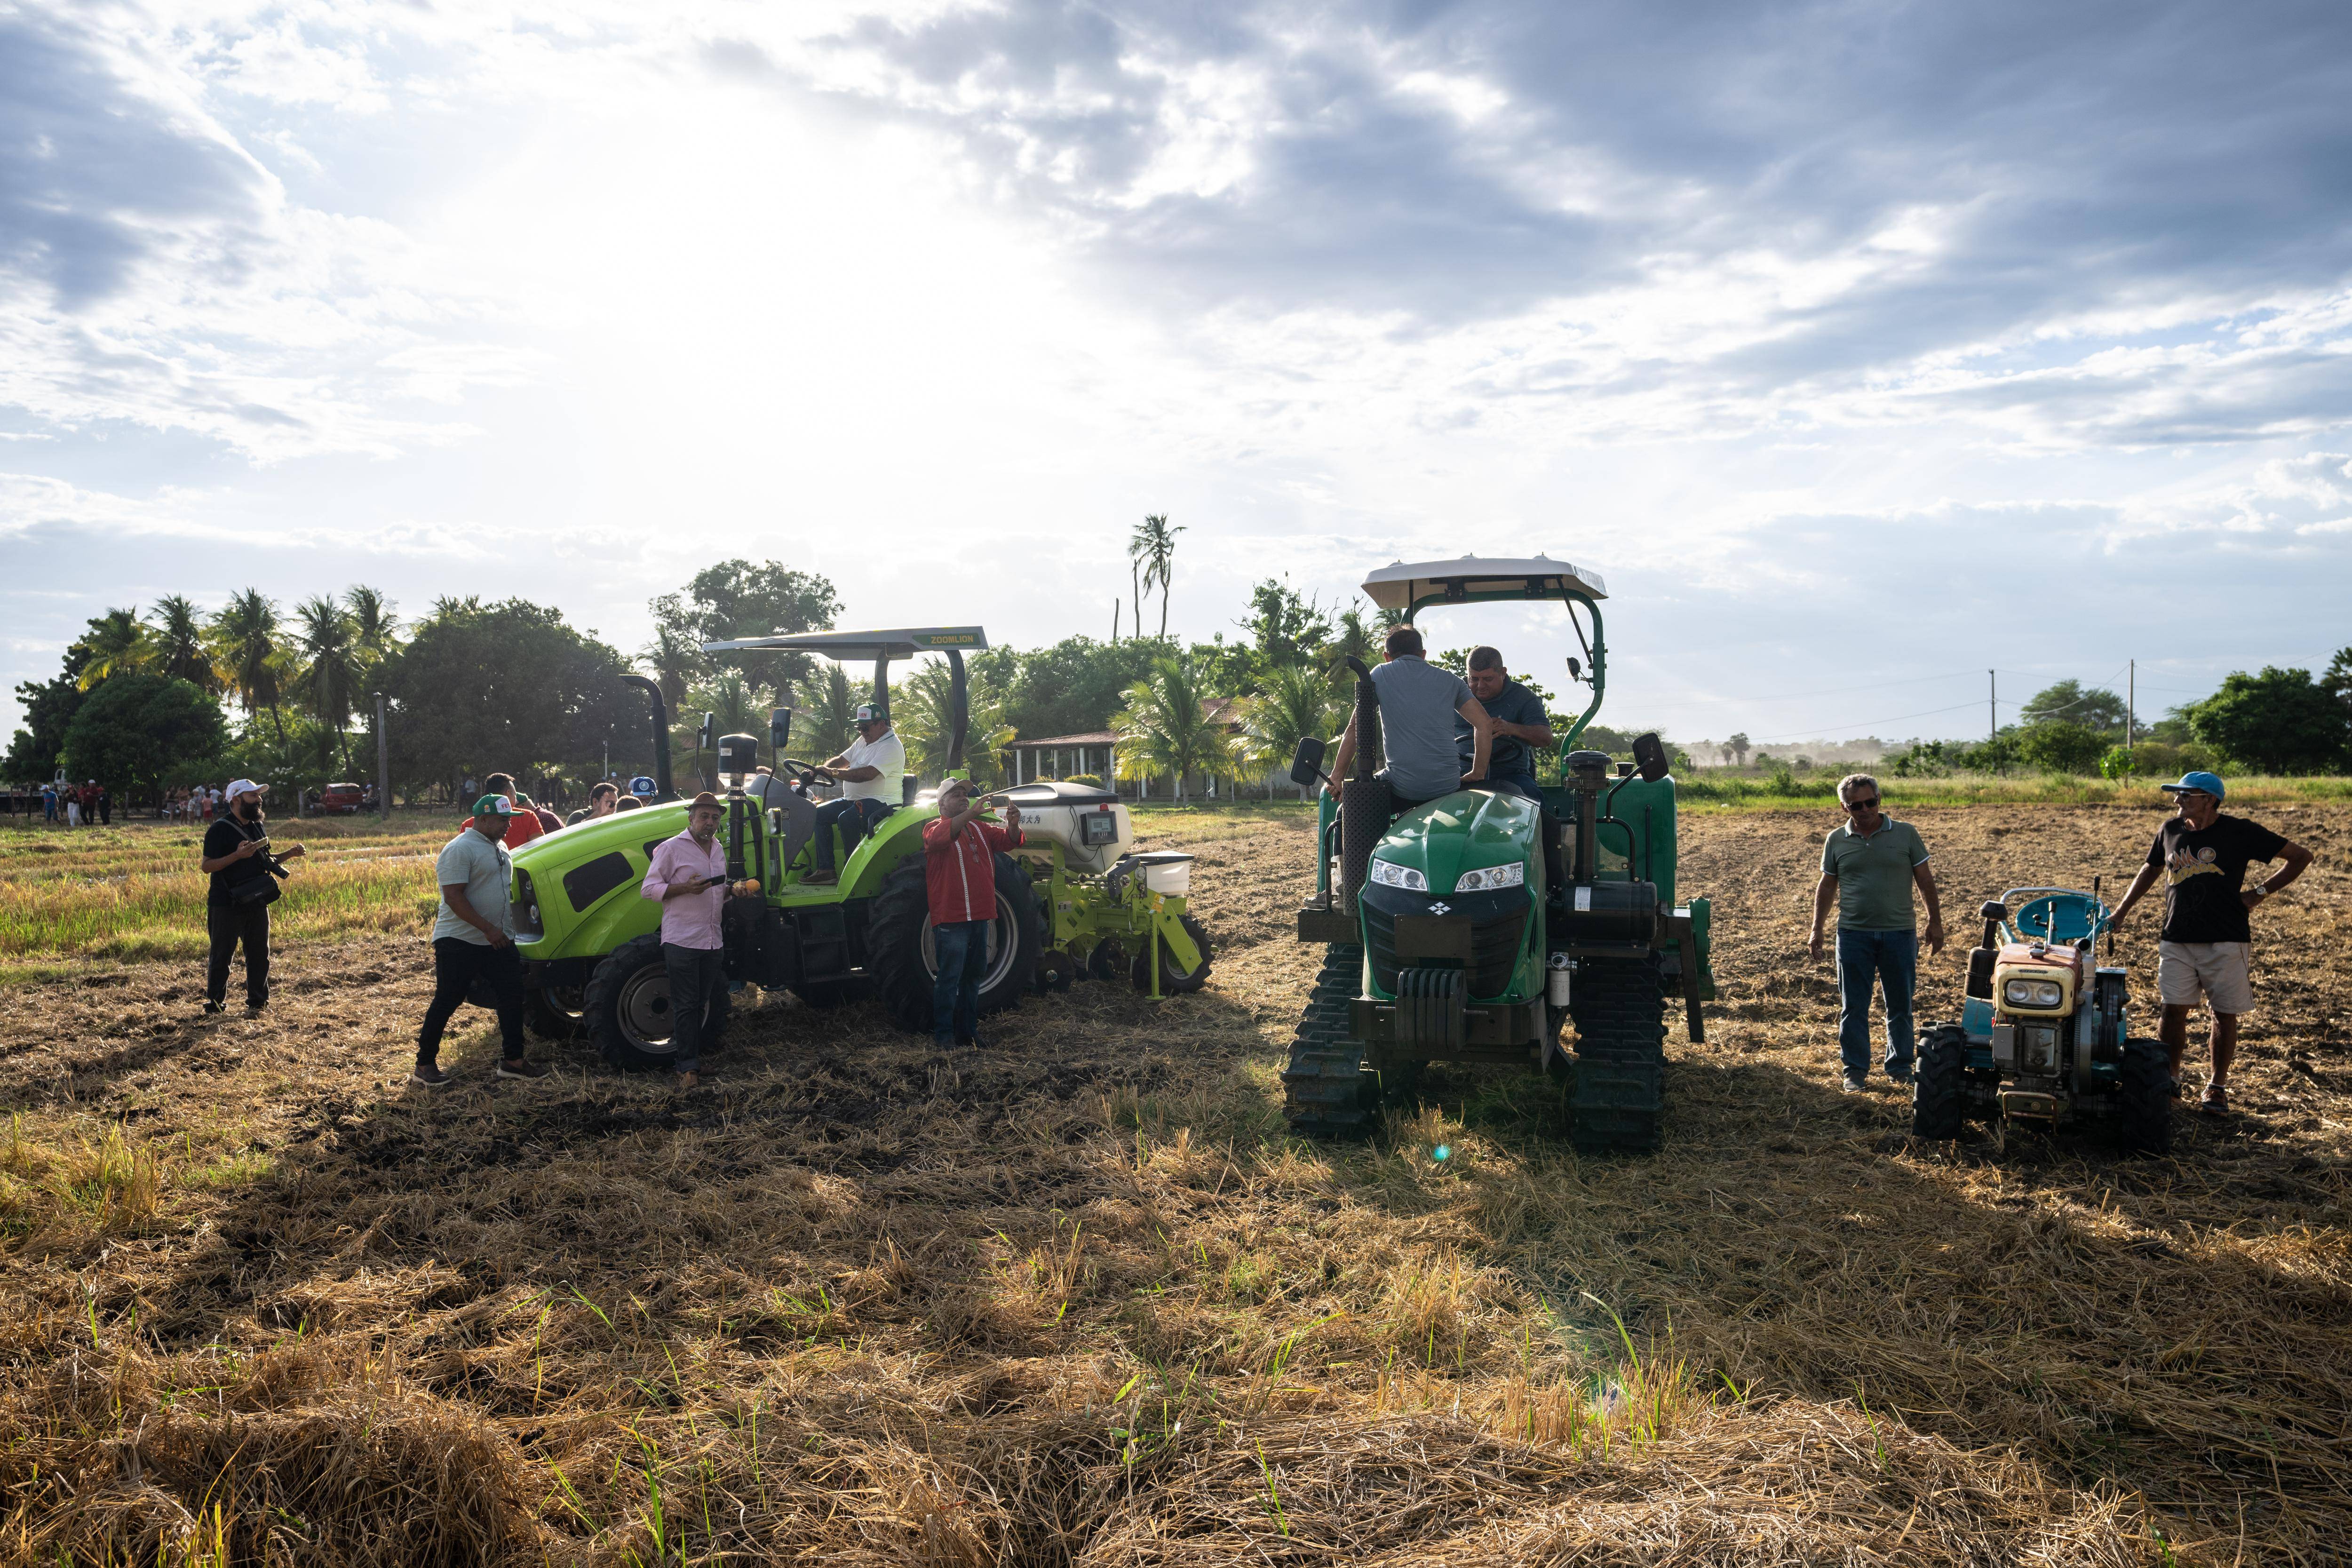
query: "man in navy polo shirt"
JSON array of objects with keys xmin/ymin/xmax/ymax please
[{"xmin": 1459, "ymin": 646, "xmax": 1553, "ymax": 801}]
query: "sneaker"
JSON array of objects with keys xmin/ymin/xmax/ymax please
[
  {"xmin": 675, "ymin": 1070, "xmax": 702, "ymax": 1090},
  {"xmin": 1840, "ymin": 1074, "xmax": 1867, "ymax": 1094},
  {"xmin": 412, "ymin": 1063, "xmax": 451, "ymax": 1087},
  {"xmin": 202, "ymin": 1001, "xmax": 224, "ymax": 1015},
  {"xmin": 1887, "ymin": 1066, "xmax": 1914, "ymax": 1085},
  {"xmin": 496, "ymin": 1059, "xmax": 551, "ymax": 1081},
  {"xmin": 2199, "ymin": 1081, "xmax": 2231, "ymax": 1116}
]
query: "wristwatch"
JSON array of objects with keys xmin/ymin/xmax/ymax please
[{"xmin": 2249, "ymin": 883, "xmax": 2271, "ymax": 901}]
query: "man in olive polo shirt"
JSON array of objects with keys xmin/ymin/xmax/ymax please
[{"xmin": 1808, "ymin": 772, "xmax": 1945, "ymax": 1092}]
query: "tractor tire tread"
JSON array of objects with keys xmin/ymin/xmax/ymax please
[
  {"xmin": 1912, "ymin": 1023, "xmax": 1970, "ymax": 1140},
  {"xmin": 1282, "ymin": 943, "xmax": 1375, "ymax": 1137},
  {"xmin": 1565, "ymin": 954, "xmax": 1667, "ymax": 1153},
  {"xmin": 584, "ymin": 934, "xmax": 676, "ymax": 1073},
  {"xmin": 2113, "ymin": 1036, "xmax": 2173, "ymax": 1156}
]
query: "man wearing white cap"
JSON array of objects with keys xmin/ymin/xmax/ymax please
[
  {"xmin": 196, "ymin": 779, "xmax": 294, "ymax": 1013},
  {"xmin": 802, "ymin": 703, "xmax": 905, "ymax": 883}
]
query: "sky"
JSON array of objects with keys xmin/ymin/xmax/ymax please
[{"xmin": 4, "ymin": 0, "xmax": 2350, "ymax": 753}]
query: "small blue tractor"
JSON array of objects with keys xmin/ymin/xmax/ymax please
[{"xmin": 1913, "ymin": 885, "xmax": 2171, "ymax": 1154}]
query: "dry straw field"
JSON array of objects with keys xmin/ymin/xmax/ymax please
[{"xmin": 1, "ymin": 802, "xmax": 2347, "ymax": 1565}]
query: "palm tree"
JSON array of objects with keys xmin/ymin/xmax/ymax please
[
  {"xmin": 345, "ymin": 585, "xmax": 400, "ymax": 668},
  {"xmin": 643, "ymin": 623, "xmax": 702, "ymax": 711},
  {"xmin": 1324, "ymin": 600, "xmax": 1378, "ymax": 685},
  {"xmin": 1126, "ymin": 522, "xmax": 1149, "ymax": 644},
  {"xmin": 1112, "ymin": 654, "xmax": 1237, "ymax": 803},
  {"xmin": 894, "ymin": 660, "xmax": 1015, "ymax": 786},
  {"xmin": 1243, "ymin": 663, "xmax": 1343, "ymax": 799},
  {"xmin": 293, "ymin": 595, "xmax": 364, "ymax": 771},
  {"xmin": 1135, "ymin": 513, "xmax": 1184, "ymax": 638},
  {"xmin": 147, "ymin": 596, "xmax": 219, "ymax": 691},
  {"xmin": 73, "ymin": 608, "xmax": 157, "ymax": 690},
  {"xmin": 207, "ymin": 589, "xmax": 289, "ymax": 741}
]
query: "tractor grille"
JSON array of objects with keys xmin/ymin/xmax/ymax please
[{"xmin": 1362, "ymin": 883, "xmax": 1529, "ymax": 999}]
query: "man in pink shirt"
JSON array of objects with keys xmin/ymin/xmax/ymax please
[{"xmin": 640, "ymin": 791, "xmax": 747, "ymax": 1089}]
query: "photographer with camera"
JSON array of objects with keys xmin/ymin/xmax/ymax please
[{"xmin": 198, "ymin": 779, "xmax": 301, "ymax": 1015}]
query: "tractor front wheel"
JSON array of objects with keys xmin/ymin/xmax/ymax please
[
  {"xmin": 525, "ymin": 980, "xmax": 586, "ymax": 1042},
  {"xmin": 584, "ymin": 935, "xmax": 686, "ymax": 1072},
  {"xmin": 867, "ymin": 854, "xmax": 1042, "ymax": 1034},
  {"xmin": 1911, "ymin": 1024, "xmax": 1969, "ymax": 1140},
  {"xmin": 2112, "ymin": 1037, "xmax": 2173, "ymax": 1156}
]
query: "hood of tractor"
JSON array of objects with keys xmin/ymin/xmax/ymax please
[
  {"xmin": 508, "ymin": 803, "xmax": 693, "ymax": 960},
  {"xmin": 1370, "ymin": 790, "xmax": 1540, "ymax": 896},
  {"xmin": 1992, "ymin": 940, "xmax": 2083, "ymax": 1017}
]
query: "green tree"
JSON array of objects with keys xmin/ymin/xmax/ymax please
[
  {"xmin": 985, "ymin": 636, "xmax": 1172, "ymax": 745},
  {"xmin": 147, "ymin": 595, "xmax": 220, "ymax": 692},
  {"xmin": 72, "ymin": 608, "xmax": 156, "ymax": 691},
  {"xmin": 207, "ymin": 589, "xmax": 290, "ymax": 742},
  {"xmin": 894, "ymin": 659, "xmax": 1014, "ymax": 786},
  {"xmin": 345, "ymin": 586, "xmax": 401, "ymax": 671},
  {"xmin": 1727, "ymin": 732, "xmax": 1749, "ymax": 767},
  {"xmin": 1240, "ymin": 662, "xmax": 1342, "ymax": 799},
  {"xmin": 61, "ymin": 675, "xmax": 229, "ymax": 803},
  {"xmin": 2186, "ymin": 666, "xmax": 2352, "ymax": 774},
  {"xmin": 1324, "ymin": 601, "xmax": 1378, "ymax": 685},
  {"xmin": 1240, "ymin": 578, "xmax": 1331, "ymax": 669},
  {"xmin": 1112, "ymin": 654, "xmax": 1238, "ymax": 802},
  {"xmin": 292, "ymin": 595, "xmax": 364, "ymax": 772},
  {"xmin": 650, "ymin": 558, "xmax": 839, "ymax": 694},
  {"xmin": 2020, "ymin": 678, "xmax": 2131, "ymax": 738},
  {"xmin": 2017, "ymin": 720, "xmax": 2107, "ymax": 775},
  {"xmin": 2320, "ymin": 647, "xmax": 2352, "ymax": 717},
  {"xmin": 376, "ymin": 599, "xmax": 638, "ymax": 798},
  {"xmin": 796, "ymin": 664, "xmax": 860, "ymax": 762}
]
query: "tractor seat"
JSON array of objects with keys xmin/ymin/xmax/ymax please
[{"xmin": 2014, "ymin": 894, "xmax": 2106, "ymax": 944}]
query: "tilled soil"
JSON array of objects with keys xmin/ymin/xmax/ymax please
[{"xmin": 1, "ymin": 804, "xmax": 2346, "ymax": 1565}]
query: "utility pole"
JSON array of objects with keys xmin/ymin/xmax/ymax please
[
  {"xmin": 2127, "ymin": 660, "xmax": 2135, "ymax": 753},
  {"xmin": 1988, "ymin": 669, "xmax": 1996, "ymax": 742},
  {"xmin": 373, "ymin": 692, "xmax": 389, "ymax": 822}
]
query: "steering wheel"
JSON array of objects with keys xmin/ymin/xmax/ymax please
[{"xmin": 776, "ymin": 758, "xmax": 830, "ymax": 787}]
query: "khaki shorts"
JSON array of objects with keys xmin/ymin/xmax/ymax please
[{"xmin": 2156, "ymin": 941, "xmax": 2254, "ymax": 1015}]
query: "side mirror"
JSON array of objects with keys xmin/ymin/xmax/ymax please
[
  {"xmin": 1565, "ymin": 657, "xmax": 1582, "ymax": 681},
  {"xmin": 1631, "ymin": 732, "xmax": 1670, "ymax": 782},
  {"xmin": 770, "ymin": 707, "xmax": 794, "ymax": 756},
  {"xmin": 1289, "ymin": 736, "xmax": 1327, "ymax": 787},
  {"xmin": 697, "ymin": 712, "xmax": 715, "ymax": 755}
]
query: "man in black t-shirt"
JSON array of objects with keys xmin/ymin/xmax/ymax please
[
  {"xmin": 2111, "ymin": 771, "xmax": 2314, "ymax": 1114},
  {"xmin": 197, "ymin": 779, "xmax": 298, "ymax": 1013}
]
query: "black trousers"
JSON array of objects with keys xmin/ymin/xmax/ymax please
[
  {"xmin": 417, "ymin": 937, "xmax": 528, "ymax": 1064},
  {"xmin": 663, "ymin": 944, "xmax": 729, "ymax": 1072},
  {"xmin": 206, "ymin": 902, "xmax": 271, "ymax": 1007}
]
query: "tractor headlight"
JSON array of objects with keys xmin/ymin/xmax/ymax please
[
  {"xmin": 1453, "ymin": 861, "xmax": 1525, "ymax": 893},
  {"xmin": 2003, "ymin": 978, "xmax": 2064, "ymax": 1008},
  {"xmin": 1368, "ymin": 859, "xmax": 1428, "ymax": 892}
]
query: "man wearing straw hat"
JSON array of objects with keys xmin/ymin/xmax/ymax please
[{"xmin": 2109, "ymin": 770, "xmax": 2314, "ymax": 1116}]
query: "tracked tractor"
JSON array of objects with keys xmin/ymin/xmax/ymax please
[
  {"xmin": 508, "ymin": 628, "xmax": 1043, "ymax": 1068},
  {"xmin": 1285, "ymin": 557, "xmax": 1716, "ymax": 1152},
  {"xmin": 1912, "ymin": 886, "xmax": 2170, "ymax": 1154}
]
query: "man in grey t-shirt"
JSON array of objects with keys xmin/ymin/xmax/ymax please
[
  {"xmin": 1328, "ymin": 624, "xmax": 1493, "ymax": 806},
  {"xmin": 413, "ymin": 794, "xmax": 549, "ymax": 1087}
]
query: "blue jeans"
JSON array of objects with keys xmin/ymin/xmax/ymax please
[
  {"xmin": 1837, "ymin": 928, "xmax": 1917, "ymax": 1078},
  {"xmin": 1483, "ymin": 770, "xmax": 1542, "ymax": 802},
  {"xmin": 931, "ymin": 918, "xmax": 991, "ymax": 1045},
  {"xmin": 811, "ymin": 797, "xmax": 890, "ymax": 873}
]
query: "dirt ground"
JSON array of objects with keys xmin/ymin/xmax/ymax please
[{"xmin": 1, "ymin": 803, "xmax": 2346, "ymax": 1565}]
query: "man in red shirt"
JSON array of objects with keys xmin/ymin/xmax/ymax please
[
  {"xmin": 460, "ymin": 771, "xmax": 546, "ymax": 849},
  {"xmin": 920, "ymin": 777, "xmax": 1022, "ymax": 1050}
]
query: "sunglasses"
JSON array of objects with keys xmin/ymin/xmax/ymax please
[{"xmin": 1843, "ymin": 797, "xmax": 1881, "ymax": 811}]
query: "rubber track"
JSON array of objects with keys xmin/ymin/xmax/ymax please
[
  {"xmin": 1565, "ymin": 955, "xmax": 1667, "ymax": 1153},
  {"xmin": 1282, "ymin": 943, "xmax": 1375, "ymax": 1137}
]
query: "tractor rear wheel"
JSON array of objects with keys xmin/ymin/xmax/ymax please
[
  {"xmin": 584, "ymin": 935, "xmax": 688, "ymax": 1072},
  {"xmin": 867, "ymin": 854, "xmax": 1042, "ymax": 1034},
  {"xmin": 1130, "ymin": 914, "xmax": 1214, "ymax": 994},
  {"xmin": 1911, "ymin": 1024, "xmax": 1969, "ymax": 1139},
  {"xmin": 2112, "ymin": 1037, "xmax": 2173, "ymax": 1155},
  {"xmin": 1281, "ymin": 942, "xmax": 1375, "ymax": 1138},
  {"xmin": 1565, "ymin": 954, "xmax": 1667, "ymax": 1154}
]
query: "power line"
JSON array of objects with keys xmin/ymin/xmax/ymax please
[{"xmin": 1748, "ymin": 699, "xmax": 1987, "ymax": 744}]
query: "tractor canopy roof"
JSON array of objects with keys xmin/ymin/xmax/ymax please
[
  {"xmin": 699, "ymin": 626, "xmax": 988, "ymax": 662},
  {"xmin": 1361, "ymin": 555, "xmax": 1606, "ymax": 614}
]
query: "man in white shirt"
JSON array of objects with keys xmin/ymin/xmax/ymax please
[{"xmin": 803, "ymin": 703, "xmax": 906, "ymax": 883}]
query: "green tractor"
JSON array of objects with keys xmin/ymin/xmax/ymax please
[
  {"xmin": 1284, "ymin": 557, "xmax": 1716, "ymax": 1152},
  {"xmin": 510, "ymin": 628, "xmax": 1043, "ymax": 1067}
]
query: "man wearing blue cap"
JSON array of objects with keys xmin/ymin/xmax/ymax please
[{"xmin": 2110, "ymin": 771, "xmax": 2314, "ymax": 1115}]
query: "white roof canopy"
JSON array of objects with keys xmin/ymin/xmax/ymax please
[
  {"xmin": 1360, "ymin": 556, "xmax": 1606, "ymax": 611},
  {"xmin": 700, "ymin": 626, "xmax": 988, "ymax": 661}
]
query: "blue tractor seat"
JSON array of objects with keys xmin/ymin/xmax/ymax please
[{"xmin": 2011, "ymin": 891, "xmax": 2110, "ymax": 943}]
